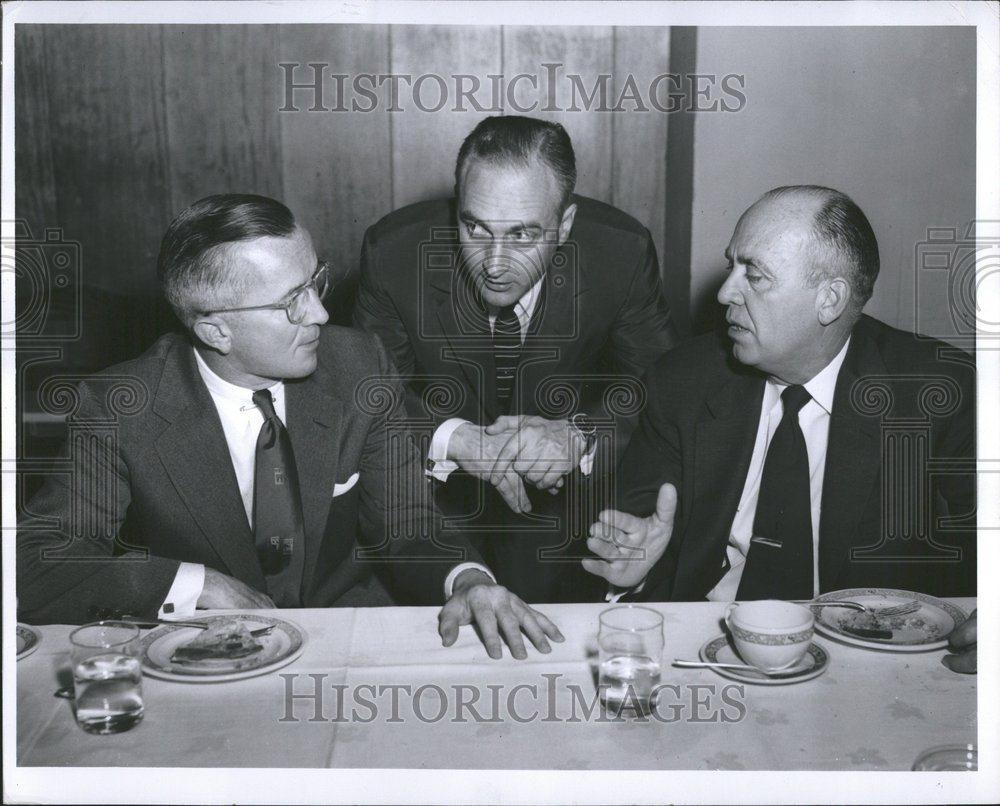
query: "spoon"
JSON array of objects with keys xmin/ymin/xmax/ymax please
[{"xmin": 672, "ymin": 659, "xmax": 812, "ymax": 677}]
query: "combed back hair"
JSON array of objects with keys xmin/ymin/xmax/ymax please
[
  {"xmin": 157, "ymin": 194, "xmax": 296, "ymax": 326},
  {"xmin": 762, "ymin": 185, "xmax": 880, "ymax": 308},
  {"xmin": 455, "ymin": 115, "xmax": 577, "ymax": 211}
]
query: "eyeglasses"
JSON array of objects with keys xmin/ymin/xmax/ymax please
[{"xmin": 203, "ymin": 261, "xmax": 332, "ymax": 325}]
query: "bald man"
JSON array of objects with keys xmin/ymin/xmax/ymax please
[{"xmin": 583, "ymin": 185, "xmax": 976, "ymax": 607}]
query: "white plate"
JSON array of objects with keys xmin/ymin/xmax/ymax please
[
  {"xmin": 16, "ymin": 624, "xmax": 41, "ymax": 660},
  {"xmin": 699, "ymin": 634, "xmax": 829, "ymax": 685},
  {"xmin": 139, "ymin": 614, "xmax": 306, "ymax": 682},
  {"xmin": 811, "ymin": 588, "xmax": 967, "ymax": 652}
]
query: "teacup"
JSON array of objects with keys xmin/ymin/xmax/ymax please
[{"xmin": 724, "ymin": 600, "xmax": 814, "ymax": 672}]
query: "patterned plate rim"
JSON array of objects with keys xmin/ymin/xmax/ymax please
[
  {"xmin": 812, "ymin": 588, "xmax": 967, "ymax": 647},
  {"xmin": 16, "ymin": 624, "xmax": 41, "ymax": 659},
  {"xmin": 700, "ymin": 634, "xmax": 828, "ymax": 685},
  {"xmin": 139, "ymin": 614, "xmax": 304, "ymax": 679}
]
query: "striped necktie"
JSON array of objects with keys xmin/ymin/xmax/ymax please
[{"xmin": 492, "ymin": 304, "xmax": 521, "ymax": 414}]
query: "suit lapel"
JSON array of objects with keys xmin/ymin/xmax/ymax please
[
  {"xmin": 818, "ymin": 327, "xmax": 884, "ymax": 590},
  {"xmin": 285, "ymin": 373, "xmax": 344, "ymax": 597},
  {"xmin": 432, "ymin": 268, "xmax": 498, "ymax": 422},
  {"xmin": 152, "ymin": 340, "xmax": 264, "ymax": 588},
  {"xmin": 676, "ymin": 370, "xmax": 764, "ymax": 598},
  {"xmin": 516, "ymin": 272, "xmax": 582, "ymax": 416}
]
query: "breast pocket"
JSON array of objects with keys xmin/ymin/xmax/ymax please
[{"xmin": 332, "ymin": 472, "xmax": 360, "ymax": 498}]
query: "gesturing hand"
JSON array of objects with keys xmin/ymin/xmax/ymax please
[
  {"xmin": 943, "ymin": 609, "xmax": 976, "ymax": 674},
  {"xmin": 582, "ymin": 482, "xmax": 678, "ymax": 588},
  {"xmin": 484, "ymin": 415, "xmax": 584, "ymax": 492},
  {"xmin": 447, "ymin": 423, "xmax": 532, "ymax": 513},
  {"xmin": 197, "ymin": 567, "xmax": 276, "ymax": 609},
  {"xmin": 438, "ymin": 570, "xmax": 564, "ymax": 659}
]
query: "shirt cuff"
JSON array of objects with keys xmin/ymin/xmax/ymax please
[
  {"xmin": 604, "ymin": 579, "xmax": 646, "ymax": 603},
  {"xmin": 158, "ymin": 563, "xmax": 205, "ymax": 619},
  {"xmin": 426, "ymin": 417, "xmax": 471, "ymax": 482},
  {"xmin": 444, "ymin": 562, "xmax": 496, "ymax": 599}
]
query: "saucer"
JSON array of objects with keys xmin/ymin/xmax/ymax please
[
  {"xmin": 698, "ymin": 634, "xmax": 829, "ymax": 685},
  {"xmin": 17, "ymin": 624, "xmax": 41, "ymax": 660}
]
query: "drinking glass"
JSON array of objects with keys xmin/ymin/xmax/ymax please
[
  {"xmin": 598, "ymin": 605, "xmax": 664, "ymax": 715},
  {"xmin": 70, "ymin": 621, "xmax": 144, "ymax": 734},
  {"xmin": 912, "ymin": 744, "xmax": 977, "ymax": 771}
]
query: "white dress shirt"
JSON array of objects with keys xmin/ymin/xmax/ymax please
[
  {"xmin": 157, "ymin": 349, "xmax": 284, "ymax": 618},
  {"xmin": 707, "ymin": 338, "xmax": 851, "ymax": 601}
]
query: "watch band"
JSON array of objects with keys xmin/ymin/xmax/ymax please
[{"xmin": 570, "ymin": 412, "xmax": 597, "ymax": 453}]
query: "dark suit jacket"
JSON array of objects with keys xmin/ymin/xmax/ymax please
[
  {"xmin": 353, "ymin": 196, "xmax": 677, "ymax": 602},
  {"xmin": 17, "ymin": 327, "xmax": 475, "ymax": 624},
  {"xmin": 620, "ymin": 314, "xmax": 976, "ymax": 601}
]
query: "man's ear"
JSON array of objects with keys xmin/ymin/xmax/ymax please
[
  {"xmin": 557, "ymin": 202, "xmax": 578, "ymax": 245},
  {"xmin": 817, "ymin": 276, "xmax": 851, "ymax": 325},
  {"xmin": 192, "ymin": 315, "xmax": 232, "ymax": 355}
]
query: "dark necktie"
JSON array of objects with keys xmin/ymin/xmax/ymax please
[
  {"xmin": 736, "ymin": 385, "xmax": 814, "ymax": 600},
  {"xmin": 252, "ymin": 389, "xmax": 305, "ymax": 607},
  {"xmin": 492, "ymin": 305, "xmax": 521, "ymax": 414}
]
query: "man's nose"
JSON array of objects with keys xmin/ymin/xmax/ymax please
[
  {"xmin": 481, "ymin": 242, "xmax": 511, "ymax": 275},
  {"xmin": 303, "ymin": 291, "xmax": 329, "ymax": 326},
  {"xmin": 717, "ymin": 271, "xmax": 743, "ymax": 306}
]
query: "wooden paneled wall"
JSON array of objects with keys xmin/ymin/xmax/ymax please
[{"xmin": 16, "ymin": 24, "xmax": 673, "ymax": 369}]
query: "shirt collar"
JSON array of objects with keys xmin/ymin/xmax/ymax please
[
  {"xmin": 766, "ymin": 337, "xmax": 851, "ymax": 416},
  {"xmin": 193, "ymin": 347, "xmax": 283, "ymax": 405},
  {"xmin": 514, "ymin": 277, "xmax": 544, "ymax": 322}
]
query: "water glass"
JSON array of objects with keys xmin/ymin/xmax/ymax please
[
  {"xmin": 598, "ymin": 605, "xmax": 664, "ymax": 715},
  {"xmin": 70, "ymin": 621, "xmax": 144, "ymax": 734}
]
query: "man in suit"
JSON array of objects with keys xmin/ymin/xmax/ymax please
[
  {"xmin": 354, "ymin": 115, "xmax": 677, "ymax": 603},
  {"xmin": 584, "ymin": 185, "xmax": 975, "ymax": 603},
  {"xmin": 17, "ymin": 194, "xmax": 563, "ymax": 662}
]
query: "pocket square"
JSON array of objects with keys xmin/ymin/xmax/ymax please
[{"xmin": 332, "ymin": 472, "xmax": 360, "ymax": 497}]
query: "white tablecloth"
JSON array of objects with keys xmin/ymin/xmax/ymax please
[{"xmin": 16, "ymin": 600, "xmax": 976, "ymax": 770}]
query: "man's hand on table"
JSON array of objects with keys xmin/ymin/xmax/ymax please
[
  {"xmin": 439, "ymin": 569, "xmax": 564, "ymax": 660},
  {"xmin": 485, "ymin": 415, "xmax": 581, "ymax": 495},
  {"xmin": 583, "ymin": 482, "xmax": 677, "ymax": 588},
  {"xmin": 448, "ymin": 423, "xmax": 534, "ymax": 513},
  {"xmin": 197, "ymin": 567, "xmax": 276, "ymax": 609},
  {"xmin": 943, "ymin": 609, "xmax": 976, "ymax": 674}
]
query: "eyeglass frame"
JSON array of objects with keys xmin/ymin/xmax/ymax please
[{"xmin": 200, "ymin": 261, "xmax": 332, "ymax": 325}]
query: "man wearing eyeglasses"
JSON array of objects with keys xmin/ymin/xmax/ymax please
[{"xmin": 17, "ymin": 194, "xmax": 564, "ymax": 661}]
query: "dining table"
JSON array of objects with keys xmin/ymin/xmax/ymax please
[{"xmin": 16, "ymin": 599, "xmax": 976, "ymax": 770}]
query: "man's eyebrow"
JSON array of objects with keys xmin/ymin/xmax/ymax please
[
  {"xmin": 458, "ymin": 211, "xmax": 542, "ymax": 235},
  {"xmin": 458, "ymin": 211, "xmax": 490, "ymax": 232},
  {"xmin": 278, "ymin": 262, "xmax": 321, "ymax": 300}
]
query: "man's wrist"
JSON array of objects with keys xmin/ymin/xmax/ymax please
[
  {"xmin": 569, "ymin": 412, "xmax": 597, "ymax": 454},
  {"xmin": 446, "ymin": 422, "xmax": 480, "ymax": 463},
  {"xmin": 452, "ymin": 567, "xmax": 495, "ymax": 595}
]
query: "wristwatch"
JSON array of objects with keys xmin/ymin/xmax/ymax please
[{"xmin": 570, "ymin": 412, "xmax": 598, "ymax": 453}]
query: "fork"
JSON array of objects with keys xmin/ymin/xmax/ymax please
[
  {"xmin": 120, "ymin": 618, "xmax": 275, "ymax": 637},
  {"xmin": 869, "ymin": 600, "xmax": 920, "ymax": 617}
]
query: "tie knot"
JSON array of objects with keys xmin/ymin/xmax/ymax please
[
  {"xmin": 781, "ymin": 384, "xmax": 811, "ymax": 416},
  {"xmin": 496, "ymin": 304, "xmax": 519, "ymax": 324},
  {"xmin": 252, "ymin": 388, "xmax": 278, "ymax": 421}
]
